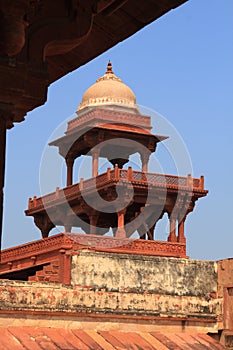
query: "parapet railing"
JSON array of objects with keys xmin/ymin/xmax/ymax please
[{"xmin": 27, "ymin": 166, "xmax": 205, "ymax": 210}]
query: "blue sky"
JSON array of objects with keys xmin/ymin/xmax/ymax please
[{"xmin": 3, "ymin": 0, "xmax": 233, "ymax": 260}]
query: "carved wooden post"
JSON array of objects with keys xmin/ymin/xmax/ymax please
[{"xmin": 66, "ymin": 157, "xmax": 74, "ymax": 186}]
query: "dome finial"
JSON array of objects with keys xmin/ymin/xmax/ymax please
[{"xmin": 106, "ymin": 60, "xmax": 113, "ymax": 74}]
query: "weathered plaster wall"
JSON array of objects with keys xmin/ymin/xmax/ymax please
[
  {"xmin": 71, "ymin": 251, "xmax": 218, "ymax": 297},
  {"xmin": 0, "ymin": 280, "xmax": 221, "ymax": 323},
  {"xmin": 0, "ymin": 254, "xmax": 224, "ymax": 333}
]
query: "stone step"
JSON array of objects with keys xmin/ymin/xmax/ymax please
[{"xmin": 27, "ymin": 260, "xmax": 59, "ymax": 283}]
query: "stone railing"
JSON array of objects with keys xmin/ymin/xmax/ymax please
[
  {"xmin": 67, "ymin": 233, "xmax": 187, "ymax": 258},
  {"xmin": 27, "ymin": 167, "xmax": 205, "ymax": 210}
]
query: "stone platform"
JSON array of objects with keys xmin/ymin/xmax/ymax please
[
  {"xmin": 0, "ymin": 234, "xmax": 232, "ymax": 348},
  {"xmin": 0, "ymin": 233, "xmax": 187, "ymax": 283}
]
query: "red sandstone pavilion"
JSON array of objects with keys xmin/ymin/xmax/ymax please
[
  {"xmin": 0, "ymin": 1, "xmax": 232, "ymax": 348},
  {"xmin": 0, "ymin": 64, "xmax": 232, "ymax": 350},
  {"xmin": 25, "ymin": 61, "xmax": 207, "ymax": 256}
]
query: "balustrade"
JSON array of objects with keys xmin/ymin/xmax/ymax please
[{"xmin": 27, "ymin": 167, "xmax": 204, "ymax": 210}]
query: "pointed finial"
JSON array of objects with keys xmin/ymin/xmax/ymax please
[{"xmin": 106, "ymin": 60, "xmax": 113, "ymax": 74}]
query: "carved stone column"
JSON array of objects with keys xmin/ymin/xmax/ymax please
[
  {"xmin": 116, "ymin": 209, "xmax": 126, "ymax": 238},
  {"xmin": 177, "ymin": 217, "xmax": 186, "ymax": 243},
  {"xmin": 92, "ymin": 148, "xmax": 100, "ymax": 177},
  {"xmin": 89, "ymin": 213, "xmax": 99, "ymax": 234},
  {"xmin": 147, "ymin": 223, "xmax": 155, "ymax": 240},
  {"xmin": 65, "ymin": 157, "xmax": 74, "ymax": 186},
  {"xmin": 139, "ymin": 222, "xmax": 155, "ymax": 240},
  {"xmin": 138, "ymin": 225, "xmax": 146, "ymax": 240},
  {"xmin": 64, "ymin": 223, "xmax": 72, "ymax": 233},
  {"xmin": 58, "ymin": 249, "xmax": 71, "ymax": 284},
  {"xmin": 140, "ymin": 151, "xmax": 151, "ymax": 173},
  {"xmin": 168, "ymin": 215, "xmax": 177, "ymax": 242}
]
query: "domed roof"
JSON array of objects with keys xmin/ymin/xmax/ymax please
[{"xmin": 78, "ymin": 61, "xmax": 137, "ymax": 111}]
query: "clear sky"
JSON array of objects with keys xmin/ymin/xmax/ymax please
[{"xmin": 3, "ymin": 0, "xmax": 233, "ymax": 260}]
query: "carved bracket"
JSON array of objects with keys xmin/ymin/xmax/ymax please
[
  {"xmin": 27, "ymin": 0, "xmax": 97, "ymax": 63},
  {"xmin": 0, "ymin": 0, "xmax": 30, "ymax": 56},
  {"xmin": 34, "ymin": 214, "xmax": 55, "ymax": 238}
]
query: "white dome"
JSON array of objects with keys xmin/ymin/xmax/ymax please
[{"xmin": 78, "ymin": 61, "xmax": 137, "ymax": 111}]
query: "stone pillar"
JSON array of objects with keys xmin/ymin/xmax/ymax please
[
  {"xmin": 138, "ymin": 225, "xmax": 146, "ymax": 240},
  {"xmin": 178, "ymin": 217, "xmax": 186, "ymax": 243},
  {"xmin": 65, "ymin": 157, "xmax": 74, "ymax": 186},
  {"xmin": 59, "ymin": 249, "xmax": 71, "ymax": 284},
  {"xmin": 89, "ymin": 214, "xmax": 99, "ymax": 234},
  {"xmin": 140, "ymin": 151, "xmax": 150, "ymax": 173},
  {"xmin": 168, "ymin": 215, "xmax": 177, "ymax": 242},
  {"xmin": 64, "ymin": 222, "xmax": 72, "ymax": 232},
  {"xmin": 147, "ymin": 223, "xmax": 155, "ymax": 240},
  {"xmin": 0, "ymin": 116, "xmax": 6, "ymax": 253},
  {"xmin": 116, "ymin": 209, "xmax": 126, "ymax": 238},
  {"xmin": 92, "ymin": 149, "xmax": 100, "ymax": 177}
]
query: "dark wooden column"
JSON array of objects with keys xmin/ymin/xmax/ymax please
[{"xmin": 0, "ymin": 116, "xmax": 6, "ymax": 254}]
